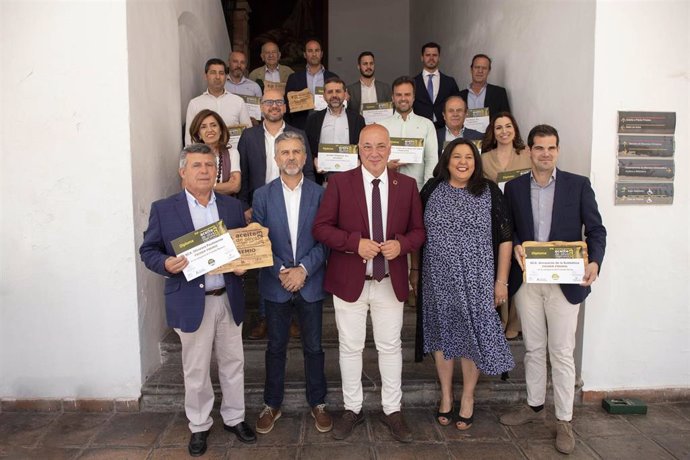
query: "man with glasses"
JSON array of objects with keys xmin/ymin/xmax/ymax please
[{"xmin": 238, "ymin": 88, "xmax": 315, "ymax": 339}]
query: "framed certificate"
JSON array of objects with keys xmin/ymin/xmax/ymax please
[
  {"xmin": 464, "ymin": 107, "xmax": 490, "ymax": 133},
  {"xmin": 171, "ymin": 221, "xmax": 240, "ymax": 281},
  {"xmin": 389, "ymin": 137, "xmax": 424, "ymax": 164},
  {"xmin": 522, "ymin": 241, "xmax": 588, "ymax": 284},
  {"xmin": 226, "ymin": 125, "xmax": 245, "ymax": 151},
  {"xmin": 318, "ymin": 143, "xmax": 358, "ymax": 172}
]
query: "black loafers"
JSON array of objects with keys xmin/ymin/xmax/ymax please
[
  {"xmin": 188, "ymin": 430, "xmax": 209, "ymax": 457},
  {"xmin": 224, "ymin": 421, "xmax": 257, "ymax": 443}
]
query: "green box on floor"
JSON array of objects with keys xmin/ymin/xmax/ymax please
[{"xmin": 602, "ymin": 397, "xmax": 647, "ymax": 414}]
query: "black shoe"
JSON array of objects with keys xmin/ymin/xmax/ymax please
[
  {"xmin": 188, "ymin": 430, "xmax": 209, "ymax": 457},
  {"xmin": 224, "ymin": 421, "xmax": 257, "ymax": 444}
]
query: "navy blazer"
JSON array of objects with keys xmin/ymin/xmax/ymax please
[
  {"xmin": 413, "ymin": 72, "xmax": 460, "ymax": 129},
  {"xmin": 139, "ymin": 191, "xmax": 247, "ymax": 332},
  {"xmin": 503, "ymin": 169, "xmax": 606, "ymax": 304},
  {"xmin": 435, "ymin": 126, "xmax": 485, "ymax": 157},
  {"xmin": 237, "ymin": 123, "xmax": 315, "ymax": 210},
  {"xmin": 305, "ymin": 108, "xmax": 366, "ymax": 157},
  {"xmin": 284, "ymin": 69, "xmax": 339, "ymax": 130},
  {"xmin": 252, "ymin": 178, "xmax": 327, "ymax": 303},
  {"xmin": 459, "ymin": 83, "xmax": 511, "ymax": 120}
]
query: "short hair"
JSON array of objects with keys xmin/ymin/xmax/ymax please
[
  {"xmin": 421, "ymin": 42, "xmax": 441, "ymax": 55},
  {"xmin": 443, "ymin": 95, "xmax": 468, "ymax": 112},
  {"xmin": 481, "ymin": 112, "xmax": 526, "ymax": 152},
  {"xmin": 179, "ymin": 143, "xmax": 213, "ymax": 168},
  {"xmin": 205, "ymin": 58, "xmax": 228, "ymax": 74},
  {"xmin": 261, "ymin": 41, "xmax": 279, "ymax": 52},
  {"xmin": 189, "ymin": 109, "xmax": 229, "ymax": 147},
  {"xmin": 304, "ymin": 38, "xmax": 322, "ymax": 50},
  {"xmin": 528, "ymin": 124, "xmax": 560, "ymax": 148},
  {"xmin": 324, "ymin": 76, "xmax": 346, "ymax": 90},
  {"xmin": 434, "ymin": 138, "xmax": 487, "ymax": 196},
  {"xmin": 471, "ymin": 54, "xmax": 492, "ymax": 70},
  {"xmin": 274, "ymin": 131, "xmax": 306, "ymax": 156},
  {"xmin": 357, "ymin": 51, "xmax": 375, "ymax": 64},
  {"xmin": 391, "ymin": 76, "xmax": 416, "ymax": 95}
]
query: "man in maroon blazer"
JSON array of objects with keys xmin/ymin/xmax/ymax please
[{"xmin": 312, "ymin": 124, "xmax": 425, "ymax": 443}]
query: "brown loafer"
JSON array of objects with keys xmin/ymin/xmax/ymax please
[
  {"xmin": 311, "ymin": 404, "xmax": 333, "ymax": 433},
  {"xmin": 249, "ymin": 318, "xmax": 267, "ymax": 340},
  {"xmin": 255, "ymin": 405, "xmax": 281, "ymax": 434},
  {"xmin": 380, "ymin": 411, "xmax": 412, "ymax": 443}
]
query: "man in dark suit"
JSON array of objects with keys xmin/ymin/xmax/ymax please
[
  {"xmin": 459, "ymin": 54, "xmax": 511, "ymax": 120},
  {"xmin": 251, "ymin": 131, "xmax": 331, "ymax": 436},
  {"xmin": 435, "ymin": 95, "xmax": 485, "ymax": 157},
  {"xmin": 139, "ymin": 144, "xmax": 256, "ymax": 456},
  {"xmin": 284, "ymin": 39, "xmax": 338, "ymax": 130},
  {"xmin": 346, "ymin": 51, "xmax": 392, "ymax": 114},
  {"xmin": 313, "ymin": 124, "xmax": 425, "ymax": 443},
  {"xmin": 237, "ymin": 88, "xmax": 315, "ymax": 340},
  {"xmin": 305, "ymin": 77, "xmax": 366, "ymax": 183},
  {"xmin": 413, "ymin": 42, "xmax": 460, "ymax": 130},
  {"xmin": 500, "ymin": 125, "xmax": 606, "ymax": 455}
]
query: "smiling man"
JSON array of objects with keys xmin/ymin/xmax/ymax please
[
  {"xmin": 459, "ymin": 54, "xmax": 511, "ymax": 119},
  {"xmin": 225, "ymin": 51, "xmax": 262, "ymax": 97},
  {"xmin": 248, "ymin": 41, "xmax": 294, "ymax": 84},
  {"xmin": 436, "ymin": 95, "xmax": 485, "ymax": 157}
]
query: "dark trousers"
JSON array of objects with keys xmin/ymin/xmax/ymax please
[{"xmin": 264, "ymin": 293, "xmax": 326, "ymax": 408}]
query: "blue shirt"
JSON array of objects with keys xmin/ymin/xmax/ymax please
[
  {"xmin": 306, "ymin": 67, "xmax": 325, "ymax": 95},
  {"xmin": 530, "ymin": 169, "xmax": 557, "ymax": 242},
  {"xmin": 184, "ymin": 189, "xmax": 225, "ymax": 290},
  {"xmin": 466, "ymin": 84, "xmax": 487, "ymax": 110}
]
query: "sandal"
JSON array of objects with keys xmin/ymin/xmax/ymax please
[
  {"xmin": 455, "ymin": 413, "xmax": 474, "ymax": 431},
  {"xmin": 436, "ymin": 400, "xmax": 454, "ymax": 426}
]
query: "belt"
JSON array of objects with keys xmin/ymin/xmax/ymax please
[
  {"xmin": 364, "ymin": 274, "xmax": 390, "ymax": 281},
  {"xmin": 205, "ymin": 288, "xmax": 226, "ymax": 296}
]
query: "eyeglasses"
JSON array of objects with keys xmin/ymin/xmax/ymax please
[{"xmin": 261, "ymin": 99, "xmax": 285, "ymax": 107}]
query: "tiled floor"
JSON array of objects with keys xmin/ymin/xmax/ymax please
[{"xmin": 1, "ymin": 403, "xmax": 688, "ymax": 459}]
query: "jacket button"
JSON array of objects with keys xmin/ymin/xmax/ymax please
[{"xmin": 199, "ymin": 283, "xmax": 204, "ymax": 289}]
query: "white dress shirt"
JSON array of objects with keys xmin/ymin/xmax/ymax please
[
  {"xmin": 263, "ymin": 122, "xmax": 286, "ymax": 183},
  {"xmin": 185, "ymin": 89, "xmax": 252, "ymax": 145},
  {"xmin": 320, "ymin": 108, "xmax": 350, "ymax": 145},
  {"xmin": 281, "ymin": 176, "xmax": 304, "ymax": 264},
  {"xmin": 360, "ymin": 79, "xmax": 378, "ymax": 106}
]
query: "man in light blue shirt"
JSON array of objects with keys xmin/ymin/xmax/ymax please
[{"xmin": 225, "ymin": 51, "xmax": 262, "ymax": 98}]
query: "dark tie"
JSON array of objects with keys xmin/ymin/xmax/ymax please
[
  {"xmin": 426, "ymin": 74, "xmax": 434, "ymax": 101},
  {"xmin": 371, "ymin": 179, "xmax": 385, "ymax": 281}
]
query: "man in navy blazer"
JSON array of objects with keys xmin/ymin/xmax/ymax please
[
  {"xmin": 251, "ymin": 131, "xmax": 331, "ymax": 435},
  {"xmin": 500, "ymin": 125, "xmax": 606, "ymax": 455},
  {"xmin": 435, "ymin": 95, "xmax": 484, "ymax": 157},
  {"xmin": 284, "ymin": 39, "xmax": 338, "ymax": 130},
  {"xmin": 413, "ymin": 42, "xmax": 460, "ymax": 130},
  {"xmin": 459, "ymin": 54, "xmax": 511, "ymax": 120},
  {"xmin": 140, "ymin": 144, "xmax": 256, "ymax": 456}
]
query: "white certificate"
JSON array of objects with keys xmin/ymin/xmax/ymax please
[
  {"xmin": 389, "ymin": 137, "xmax": 424, "ymax": 164},
  {"xmin": 314, "ymin": 86, "xmax": 327, "ymax": 111},
  {"xmin": 318, "ymin": 143, "xmax": 358, "ymax": 172},
  {"xmin": 238, "ymin": 95, "xmax": 261, "ymax": 120},
  {"xmin": 171, "ymin": 221, "xmax": 241, "ymax": 281},
  {"xmin": 362, "ymin": 102, "xmax": 394, "ymax": 125},
  {"xmin": 226, "ymin": 125, "xmax": 245, "ymax": 151},
  {"xmin": 464, "ymin": 107, "xmax": 490, "ymax": 134},
  {"xmin": 523, "ymin": 242, "xmax": 588, "ymax": 284}
]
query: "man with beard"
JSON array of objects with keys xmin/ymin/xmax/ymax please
[
  {"xmin": 346, "ymin": 51, "xmax": 392, "ymax": 114},
  {"xmin": 226, "ymin": 51, "xmax": 262, "ymax": 97},
  {"xmin": 305, "ymin": 77, "xmax": 365, "ymax": 184},
  {"xmin": 412, "ymin": 42, "xmax": 460, "ymax": 130}
]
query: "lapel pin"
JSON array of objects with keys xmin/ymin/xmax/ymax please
[{"xmin": 393, "ymin": 179, "xmax": 398, "ymax": 185}]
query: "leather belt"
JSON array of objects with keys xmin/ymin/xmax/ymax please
[
  {"xmin": 205, "ymin": 288, "xmax": 226, "ymax": 296},
  {"xmin": 364, "ymin": 274, "xmax": 390, "ymax": 281}
]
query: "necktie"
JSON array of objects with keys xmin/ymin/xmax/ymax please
[
  {"xmin": 371, "ymin": 179, "xmax": 385, "ymax": 281},
  {"xmin": 427, "ymin": 74, "xmax": 434, "ymax": 102}
]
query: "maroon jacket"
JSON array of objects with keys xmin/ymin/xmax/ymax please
[{"xmin": 312, "ymin": 167, "xmax": 425, "ymax": 302}]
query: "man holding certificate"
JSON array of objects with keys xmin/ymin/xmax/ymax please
[
  {"xmin": 500, "ymin": 125, "xmax": 606, "ymax": 455},
  {"xmin": 140, "ymin": 144, "xmax": 256, "ymax": 456}
]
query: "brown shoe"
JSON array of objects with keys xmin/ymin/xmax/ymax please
[
  {"xmin": 555, "ymin": 420, "xmax": 575, "ymax": 454},
  {"xmin": 332, "ymin": 410, "xmax": 364, "ymax": 440},
  {"xmin": 289, "ymin": 319, "xmax": 301, "ymax": 339},
  {"xmin": 380, "ymin": 411, "xmax": 412, "ymax": 443},
  {"xmin": 499, "ymin": 405, "xmax": 546, "ymax": 426},
  {"xmin": 311, "ymin": 404, "xmax": 333, "ymax": 433},
  {"xmin": 255, "ymin": 405, "xmax": 281, "ymax": 434},
  {"xmin": 249, "ymin": 318, "xmax": 267, "ymax": 340}
]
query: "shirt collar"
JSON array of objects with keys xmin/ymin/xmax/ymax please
[
  {"xmin": 362, "ymin": 165, "xmax": 389, "ymax": 184},
  {"xmin": 263, "ymin": 121, "xmax": 286, "ymax": 136},
  {"xmin": 423, "ymin": 69, "xmax": 439, "ymax": 78},
  {"xmin": 307, "ymin": 65, "xmax": 325, "ymax": 76},
  {"xmin": 227, "ymin": 76, "xmax": 248, "ymax": 85},
  {"xmin": 265, "ymin": 65, "xmax": 280, "ymax": 73},
  {"xmin": 280, "ymin": 175, "xmax": 304, "ymax": 192},
  {"xmin": 530, "ymin": 168, "xmax": 557, "ymax": 186},
  {"xmin": 326, "ymin": 107, "xmax": 344, "ymax": 117},
  {"xmin": 203, "ymin": 88, "xmax": 229, "ymax": 98},
  {"xmin": 393, "ymin": 110, "xmax": 415, "ymax": 120},
  {"xmin": 360, "ymin": 77, "xmax": 376, "ymax": 87},
  {"xmin": 184, "ymin": 188, "xmax": 217, "ymax": 207},
  {"xmin": 467, "ymin": 83, "xmax": 487, "ymax": 95}
]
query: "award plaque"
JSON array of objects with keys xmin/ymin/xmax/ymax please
[
  {"xmin": 522, "ymin": 241, "xmax": 588, "ymax": 284},
  {"xmin": 171, "ymin": 220, "xmax": 240, "ymax": 281},
  {"xmin": 287, "ymin": 88, "xmax": 314, "ymax": 112},
  {"xmin": 264, "ymin": 81, "xmax": 286, "ymax": 95},
  {"xmin": 210, "ymin": 223, "xmax": 274, "ymax": 273}
]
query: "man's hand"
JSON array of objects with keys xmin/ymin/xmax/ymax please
[
  {"xmin": 164, "ymin": 255, "xmax": 188, "ymax": 274},
  {"xmin": 279, "ymin": 267, "xmax": 307, "ymax": 292},
  {"xmin": 244, "ymin": 208, "xmax": 253, "ymax": 225},
  {"xmin": 380, "ymin": 240, "xmax": 401, "ymax": 260},
  {"xmin": 513, "ymin": 244, "xmax": 525, "ymax": 271},
  {"xmin": 358, "ymin": 238, "xmax": 381, "ymax": 260},
  {"xmin": 409, "ymin": 269, "xmax": 419, "ymax": 297},
  {"xmin": 387, "ymin": 159, "xmax": 401, "ymax": 171},
  {"xmin": 231, "ymin": 268, "xmax": 247, "ymax": 277},
  {"xmin": 581, "ymin": 262, "xmax": 599, "ymax": 287},
  {"xmin": 314, "ymin": 157, "xmax": 324, "ymax": 174}
]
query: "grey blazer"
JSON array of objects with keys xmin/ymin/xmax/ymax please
[{"xmin": 346, "ymin": 80, "xmax": 392, "ymax": 114}]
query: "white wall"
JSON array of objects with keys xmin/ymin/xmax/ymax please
[
  {"xmin": 0, "ymin": 1, "xmax": 140, "ymax": 398},
  {"xmin": 582, "ymin": 0, "xmax": 689, "ymax": 391},
  {"xmin": 409, "ymin": 0, "xmax": 596, "ymax": 175},
  {"xmin": 328, "ymin": 0, "xmax": 410, "ymax": 86}
]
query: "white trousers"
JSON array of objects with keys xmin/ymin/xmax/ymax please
[
  {"xmin": 175, "ymin": 294, "xmax": 245, "ymax": 432},
  {"xmin": 515, "ymin": 283, "xmax": 580, "ymax": 421},
  {"xmin": 333, "ymin": 277, "xmax": 404, "ymax": 415}
]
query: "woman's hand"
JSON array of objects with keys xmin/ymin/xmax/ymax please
[{"xmin": 494, "ymin": 280, "xmax": 508, "ymax": 307}]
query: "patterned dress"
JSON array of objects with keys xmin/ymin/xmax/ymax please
[{"xmin": 422, "ymin": 181, "xmax": 514, "ymax": 375}]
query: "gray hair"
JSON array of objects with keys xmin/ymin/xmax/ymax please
[
  {"xmin": 274, "ymin": 131, "xmax": 306, "ymax": 156},
  {"xmin": 179, "ymin": 143, "xmax": 213, "ymax": 168}
]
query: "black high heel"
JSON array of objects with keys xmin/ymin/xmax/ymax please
[{"xmin": 436, "ymin": 400, "xmax": 455, "ymax": 426}]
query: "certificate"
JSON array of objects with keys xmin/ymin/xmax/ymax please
[
  {"xmin": 464, "ymin": 107, "xmax": 490, "ymax": 133},
  {"xmin": 362, "ymin": 102, "xmax": 394, "ymax": 125},
  {"xmin": 522, "ymin": 241, "xmax": 588, "ymax": 284},
  {"xmin": 287, "ymin": 88, "xmax": 314, "ymax": 112},
  {"xmin": 389, "ymin": 137, "xmax": 424, "ymax": 164},
  {"xmin": 226, "ymin": 125, "xmax": 245, "ymax": 151},
  {"xmin": 210, "ymin": 223, "xmax": 274, "ymax": 272},
  {"xmin": 264, "ymin": 81, "xmax": 286, "ymax": 95},
  {"xmin": 318, "ymin": 143, "xmax": 358, "ymax": 172},
  {"xmin": 496, "ymin": 168, "xmax": 531, "ymax": 192},
  {"xmin": 171, "ymin": 221, "xmax": 240, "ymax": 281},
  {"xmin": 238, "ymin": 95, "xmax": 261, "ymax": 120},
  {"xmin": 314, "ymin": 86, "xmax": 327, "ymax": 111}
]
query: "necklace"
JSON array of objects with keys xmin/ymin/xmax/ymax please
[{"xmin": 216, "ymin": 153, "xmax": 223, "ymax": 183}]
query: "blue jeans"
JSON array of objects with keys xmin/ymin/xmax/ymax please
[{"xmin": 264, "ymin": 293, "xmax": 326, "ymax": 408}]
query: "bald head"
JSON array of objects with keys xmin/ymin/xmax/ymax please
[{"xmin": 358, "ymin": 124, "xmax": 391, "ymax": 177}]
